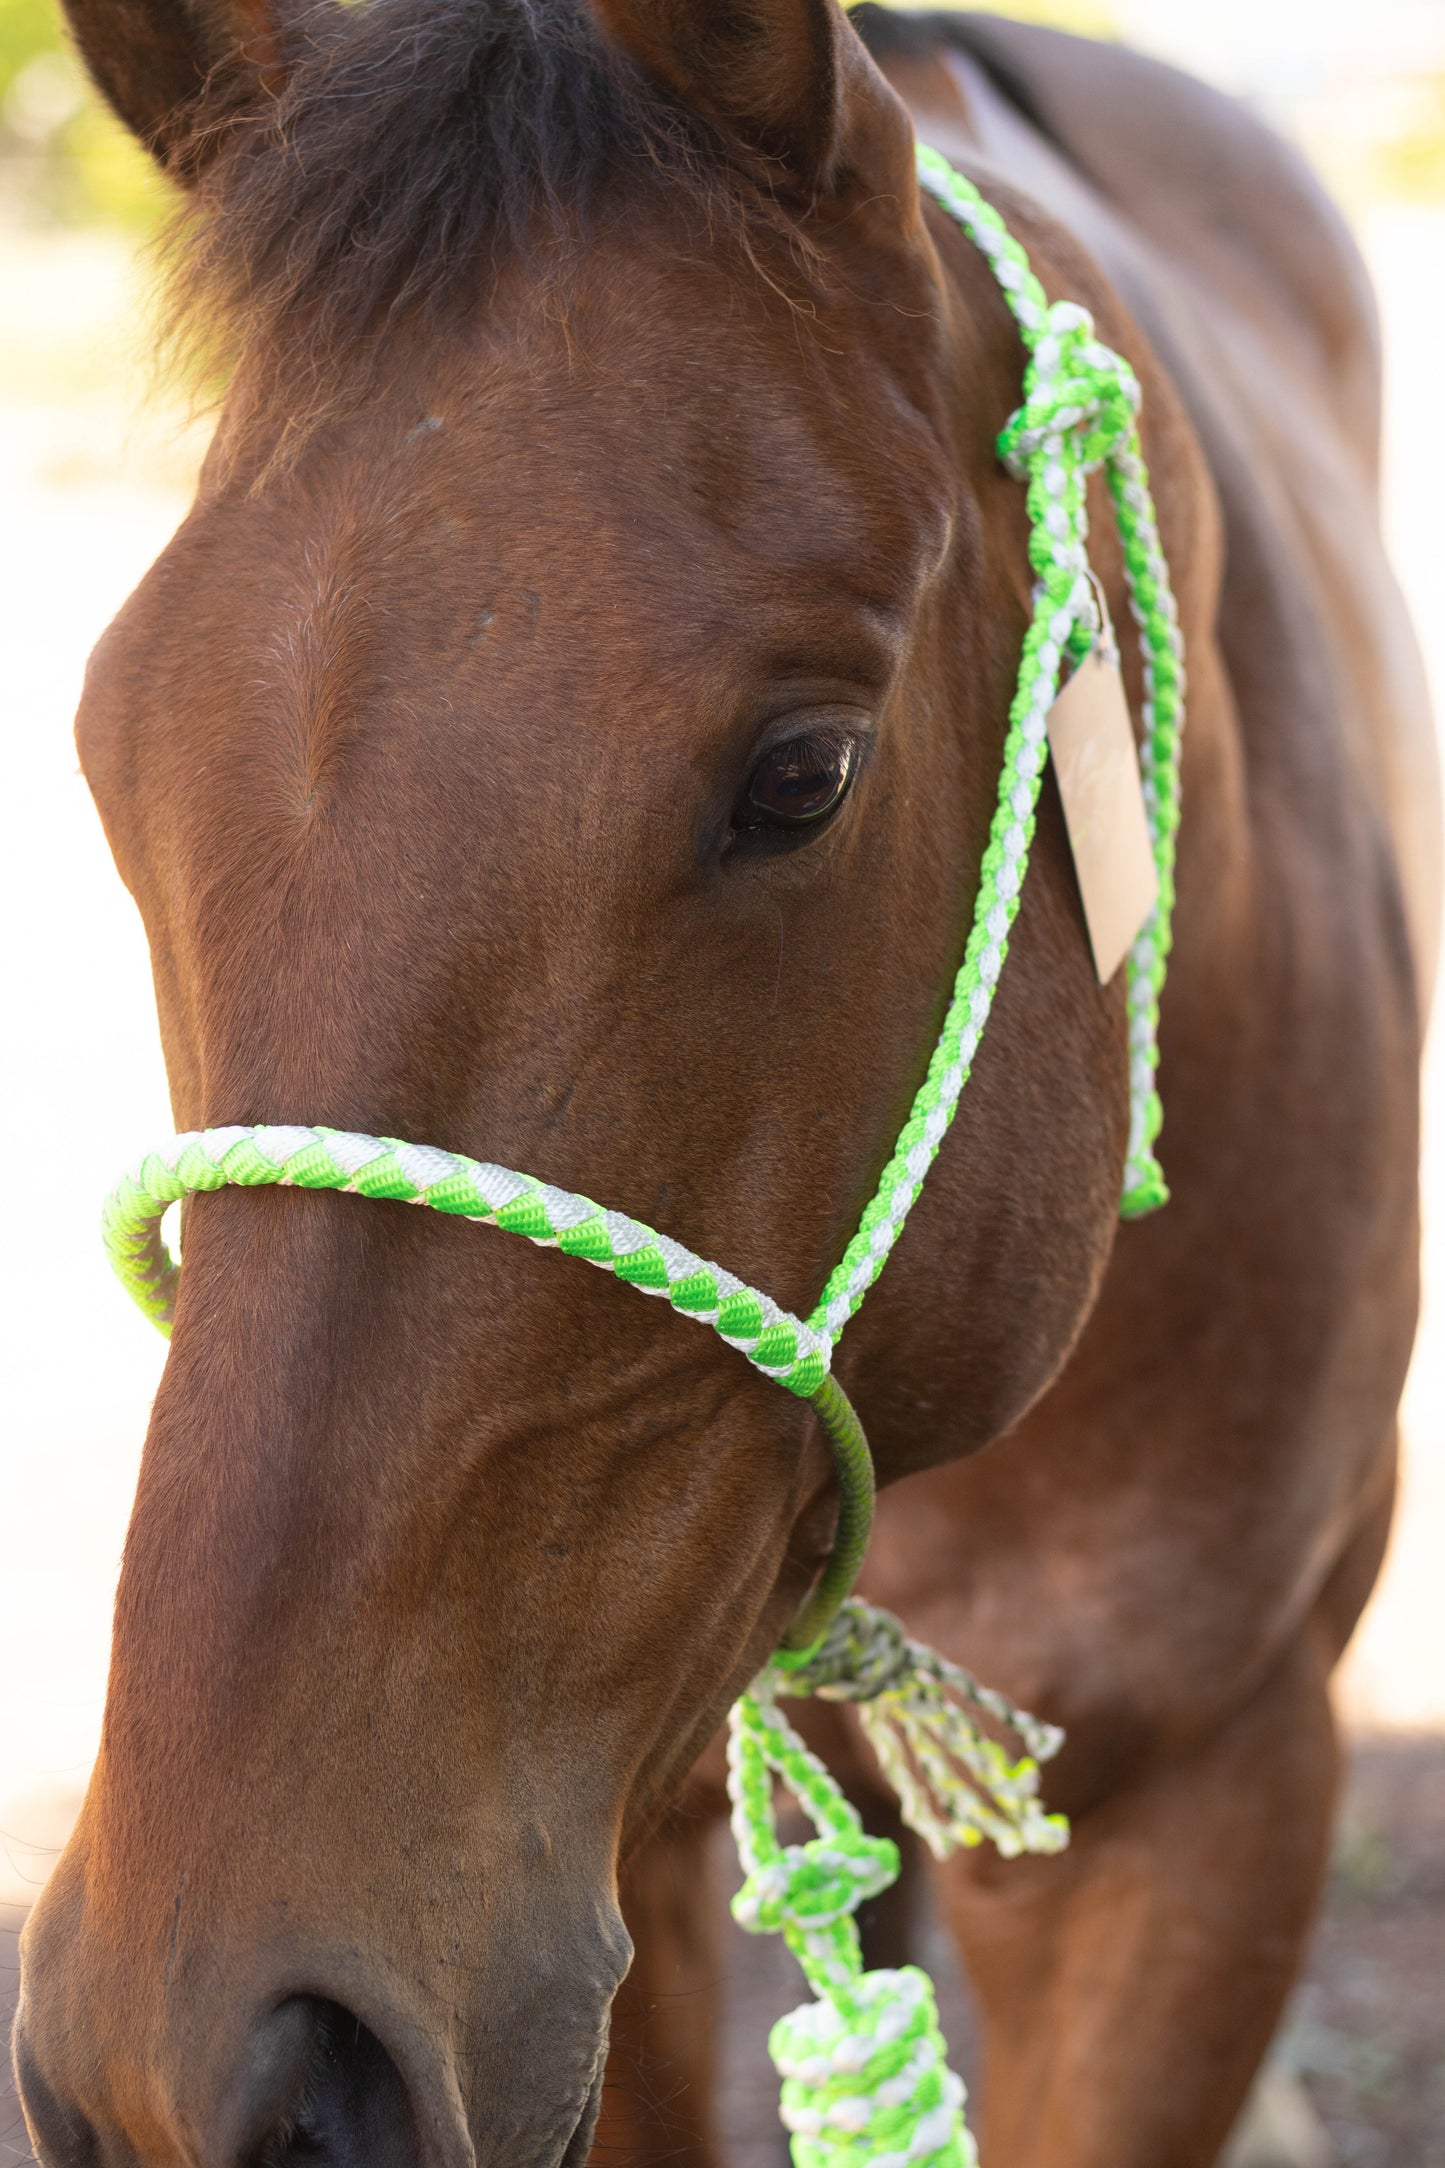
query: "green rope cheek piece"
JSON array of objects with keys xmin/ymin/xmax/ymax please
[{"xmin": 100, "ymin": 149, "xmax": 1185, "ymax": 2168}]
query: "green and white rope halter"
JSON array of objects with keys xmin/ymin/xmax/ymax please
[{"xmin": 100, "ymin": 148, "xmax": 1184, "ymax": 2168}]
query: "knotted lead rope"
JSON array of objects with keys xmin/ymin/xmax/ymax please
[
  {"xmin": 98, "ymin": 147, "xmax": 1186, "ymax": 2168},
  {"xmin": 727, "ymin": 1602, "xmax": 1070, "ymax": 2168}
]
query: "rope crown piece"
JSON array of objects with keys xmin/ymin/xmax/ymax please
[{"xmin": 98, "ymin": 147, "xmax": 1186, "ymax": 2168}]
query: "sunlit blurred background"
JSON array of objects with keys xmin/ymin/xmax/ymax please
[{"xmin": 1, "ymin": 0, "xmax": 1441, "ymax": 2160}]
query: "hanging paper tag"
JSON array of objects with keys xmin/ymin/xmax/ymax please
[{"xmin": 1046, "ymin": 641, "xmax": 1158, "ymax": 985}]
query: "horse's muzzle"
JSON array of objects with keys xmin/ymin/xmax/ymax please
[{"xmin": 14, "ymin": 1991, "xmax": 435, "ymax": 2167}]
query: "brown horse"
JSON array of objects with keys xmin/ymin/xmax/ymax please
[{"xmin": 15, "ymin": 1, "xmax": 1437, "ymax": 2163}]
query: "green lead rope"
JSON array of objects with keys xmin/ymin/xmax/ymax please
[
  {"xmin": 729, "ymin": 1603, "xmax": 1070, "ymax": 2168},
  {"xmin": 99, "ymin": 146, "xmax": 1184, "ymax": 2168}
]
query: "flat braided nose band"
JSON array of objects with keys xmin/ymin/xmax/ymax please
[{"xmin": 101, "ymin": 149, "xmax": 1184, "ymax": 2168}]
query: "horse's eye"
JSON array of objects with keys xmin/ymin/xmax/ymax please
[{"xmin": 739, "ymin": 727, "xmax": 858, "ymax": 833}]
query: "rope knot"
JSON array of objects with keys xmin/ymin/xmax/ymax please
[
  {"xmin": 998, "ymin": 300, "xmax": 1142, "ymax": 479},
  {"xmin": 770, "ymin": 1967, "xmax": 976, "ymax": 2168},
  {"xmin": 733, "ymin": 1833, "xmax": 899, "ymax": 1937},
  {"xmin": 779, "ymin": 1601, "xmax": 912, "ymax": 1700}
]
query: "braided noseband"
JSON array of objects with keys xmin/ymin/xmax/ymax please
[{"xmin": 100, "ymin": 150, "xmax": 1184, "ymax": 2168}]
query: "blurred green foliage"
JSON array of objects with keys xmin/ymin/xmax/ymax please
[
  {"xmin": 0, "ymin": 0, "xmax": 167, "ymax": 225},
  {"xmin": 0, "ymin": 0, "xmax": 52, "ymax": 87}
]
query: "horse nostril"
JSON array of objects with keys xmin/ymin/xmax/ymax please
[
  {"xmin": 243, "ymin": 1998, "xmax": 421, "ymax": 2168},
  {"xmin": 232, "ymin": 1997, "xmax": 324, "ymax": 2160},
  {"xmin": 15, "ymin": 1995, "xmax": 420, "ymax": 2168}
]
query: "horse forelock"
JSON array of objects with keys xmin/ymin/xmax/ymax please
[{"xmin": 163, "ymin": 0, "xmax": 824, "ymax": 464}]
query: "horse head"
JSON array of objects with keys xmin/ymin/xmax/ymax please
[{"xmin": 17, "ymin": 0, "xmax": 1130, "ymax": 2159}]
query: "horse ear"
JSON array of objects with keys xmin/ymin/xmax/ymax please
[
  {"xmin": 57, "ymin": 0, "xmax": 320, "ymax": 182},
  {"xmin": 589, "ymin": 0, "xmax": 908, "ymax": 192}
]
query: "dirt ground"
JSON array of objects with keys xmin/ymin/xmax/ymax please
[{"xmin": 1294, "ymin": 1739, "xmax": 1445, "ymax": 2165}]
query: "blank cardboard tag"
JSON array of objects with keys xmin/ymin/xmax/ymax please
[{"xmin": 1046, "ymin": 645, "xmax": 1158, "ymax": 984}]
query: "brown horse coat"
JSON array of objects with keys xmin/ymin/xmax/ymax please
[{"xmin": 16, "ymin": 4, "xmax": 1436, "ymax": 2165}]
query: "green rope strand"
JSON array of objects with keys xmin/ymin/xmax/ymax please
[
  {"xmin": 102, "ymin": 1124, "xmax": 831, "ymax": 1395},
  {"xmin": 1106, "ymin": 439, "xmax": 1186, "ymax": 1213},
  {"xmin": 913, "ymin": 145, "xmax": 1186, "ymax": 1225},
  {"xmin": 718, "ymin": 160, "xmax": 1185, "ymax": 2168},
  {"xmin": 779, "ymin": 1375, "xmax": 875, "ymax": 1653},
  {"xmin": 806, "ymin": 149, "xmax": 1184, "ymax": 1350}
]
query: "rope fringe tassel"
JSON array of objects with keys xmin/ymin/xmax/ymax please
[{"xmin": 776, "ymin": 1600, "xmax": 1068, "ymax": 1862}]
